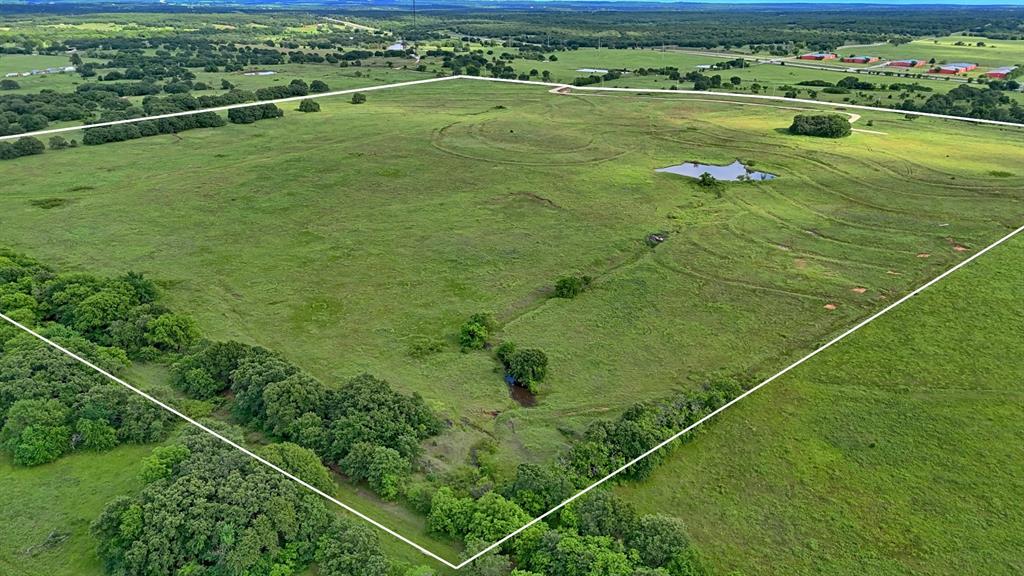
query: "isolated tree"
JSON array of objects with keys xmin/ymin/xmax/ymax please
[
  {"xmin": 459, "ymin": 312, "xmax": 495, "ymax": 351},
  {"xmin": 298, "ymin": 99, "xmax": 321, "ymax": 113},
  {"xmin": 351, "ymin": 92, "xmax": 367, "ymax": 104},
  {"xmin": 310, "ymin": 80, "xmax": 330, "ymax": 93},
  {"xmin": 697, "ymin": 172, "xmax": 717, "ymax": 187},
  {"xmin": 789, "ymin": 113, "xmax": 852, "ymax": 138},
  {"xmin": 0, "ymin": 79, "xmax": 20, "ymax": 90}
]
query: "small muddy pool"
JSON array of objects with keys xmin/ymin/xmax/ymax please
[
  {"xmin": 508, "ymin": 384, "xmax": 537, "ymax": 407},
  {"xmin": 656, "ymin": 160, "xmax": 776, "ymax": 181}
]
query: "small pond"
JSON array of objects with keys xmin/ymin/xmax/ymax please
[{"xmin": 656, "ymin": 160, "xmax": 776, "ymax": 181}]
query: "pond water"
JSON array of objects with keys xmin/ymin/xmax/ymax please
[{"xmin": 656, "ymin": 160, "xmax": 776, "ymax": 181}]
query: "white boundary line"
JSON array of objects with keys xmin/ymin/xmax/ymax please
[
  {"xmin": 2, "ymin": 72, "xmax": 1023, "ymax": 568},
  {"xmin": 454, "ymin": 222, "xmax": 1024, "ymax": 566},
  {"xmin": 3, "ymin": 74, "xmax": 1024, "ymax": 143},
  {"xmin": 0, "ymin": 313, "xmax": 461, "ymax": 569},
  {"xmin": 4, "ymin": 226, "xmax": 1021, "ymax": 568}
]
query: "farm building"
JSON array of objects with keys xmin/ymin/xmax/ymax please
[
  {"xmin": 937, "ymin": 62, "xmax": 978, "ymax": 74},
  {"xmin": 799, "ymin": 52, "xmax": 838, "ymax": 60},
  {"xmin": 986, "ymin": 66, "xmax": 1019, "ymax": 79},
  {"xmin": 888, "ymin": 59, "xmax": 927, "ymax": 68},
  {"xmin": 841, "ymin": 56, "xmax": 880, "ymax": 64}
]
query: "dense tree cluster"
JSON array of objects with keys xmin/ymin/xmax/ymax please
[
  {"xmin": 93, "ymin": 430, "xmax": 394, "ymax": 576},
  {"xmin": 788, "ymin": 114, "xmax": 853, "ymax": 138},
  {"xmin": 227, "ymin": 103, "xmax": 284, "ymax": 124},
  {"xmin": 0, "ymin": 251, "xmax": 176, "ymax": 466},
  {"xmin": 901, "ymin": 84, "xmax": 1024, "ymax": 123},
  {"xmin": 1, "ymin": 246, "xmax": 443, "ymax": 506},
  {"xmin": 422, "ymin": 7, "xmax": 1023, "ymax": 51},
  {"xmin": 564, "ymin": 378, "xmax": 744, "ymax": 482},
  {"xmin": 0, "ymin": 136, "xmax": 44, "ymax": 160},
  {"xmin": 171, "ymin": 340, "xmax": 442, "ymax": 500},
  {"xmin": 82, "ymin": 111, "xmax": 226, "ymax": 144}
]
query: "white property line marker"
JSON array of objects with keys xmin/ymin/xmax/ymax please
[
  {"xmin": 5, "ymin": 223, "xmax": 1022, "ymax": 568},
  {"xmin": 0, "ymin": 313, "xmax": 461, "ymax": 569},
  {"xmin": 3, "ymin": 74, "xmax": 1024, "ymax": 143},
  {"xmin": 2, "ymin": 71, "xmax": 1022, "ymax": 566}
]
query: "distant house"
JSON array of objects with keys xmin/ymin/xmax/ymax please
[
  {"xmin": 3, "ymin": 72, "xmax": 17, "ymax": 78},
  {"xmin": 243, "ymin": 70, "xmax": 276, "ymax": 76},
  {"xmin": 936, "ymin": 62, "xmax": 977, "ymax": 74},
  {"xmin": 987, "ymin": 66, "xmax": 1019, "ymax": 79},
  {"xmin": 386, "ymin": 42, "xmax": 405, "ymax": 51},
  {"xmin": 888, "ymin": 59, "xmax": 927, "ymax": 68},
  {"xmin": 799, "ymin": 52, "xmax": 838, "ymax": 61},
  {"xmin": 841, "ymin": 56, "xmax": 880, "ymax": 64}
]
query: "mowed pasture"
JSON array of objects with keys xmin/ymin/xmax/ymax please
[
  {"xmin": 1, "ymin": 79, "xmax": 1022, "ymax": 482},
  {"xmin": 617, "ymin": 233, "xmax": 1024, "ymax": 576}
]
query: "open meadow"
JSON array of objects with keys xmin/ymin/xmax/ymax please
[
  {"xmin": 617, "ymin": 231, "xmax": 1024, "ymax": 576},
  {"xmin": 1, "ymin": 77, "xmax": 1023, "ymax": 564}
]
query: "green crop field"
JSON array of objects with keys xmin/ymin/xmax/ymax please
[
  {"xmin": 1, "ymin": 78, "xmax": 1023, "ymax": 559},
  {"xmin": 616, "ymin": 232, "xmax": 1024, "ymax": 576}
]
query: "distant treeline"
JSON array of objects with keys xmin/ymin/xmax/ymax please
[{"xmin": 382, "ymin": 6, "xmax": 1024, "ymax": 51}]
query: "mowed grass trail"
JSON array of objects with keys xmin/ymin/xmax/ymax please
[
  {"xmin": 0, "ymin": 80, "xmax": 1021, "ymax": 477},
  {"xmin": 616, "ymin": 233, "xmax": 1024, "ymax": 575}
]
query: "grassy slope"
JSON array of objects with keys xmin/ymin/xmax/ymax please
[
  {"xmin": 1, "ymin": 80, "xmax": 1021, "ymax": 466},
  {"xmin": 0, "ymin": 445, "xmax": 155, "ymax": 576},
  {"xmin": 617, "ymin": 234, "xmax": 1024, "ymax": 575}
]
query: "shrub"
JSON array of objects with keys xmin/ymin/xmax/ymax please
[
  {"xmin": 351, "ymin": 92, "xmax": 367, "ymax": 104},
  {"xmin": 459, "ymin": 313, "xmax": 495, "ymax": 351},
  {"xmin": 554, "ymin": 275, "xmax": 592, "ymax": 298},
  {"xmin": 298, "ymin": 99, "xmax": 321, "ymax": 113},
  {"xmin": 13, "ymin": 136, "xmax": 45, "ymax": 157}
]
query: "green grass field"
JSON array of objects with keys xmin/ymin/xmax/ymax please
[
  {"xmin": 617, "ymin": 232, "xmax": 1024, "ymax": 575},
  {"xmin": 864, "ymin": 35, "xmax": 1024, "ymax": 69},
  {"xmin": 0, "ymin": 445, "xmax": 157, "ymax": 576},
  {"xmin": 1, "ymin": 78, "xmax": 1022, "ymax": 553}
]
